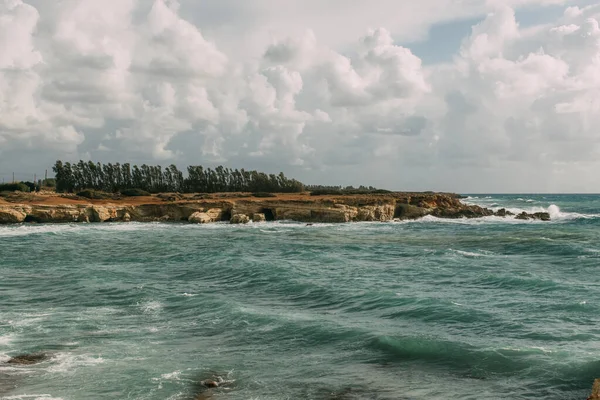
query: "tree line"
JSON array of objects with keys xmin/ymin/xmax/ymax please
[{"xmin": 52, "ymin": 161, "xmax": 305, "ymax": 194}]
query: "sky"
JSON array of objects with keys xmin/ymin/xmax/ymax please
[{"xmin": 1, "ymin": 0, "xmax": 599, "ymax": 193}]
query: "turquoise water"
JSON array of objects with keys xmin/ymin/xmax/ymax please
[{"xmin": 1, "ymin": 194, "xmax": 600, "ymax": 400}]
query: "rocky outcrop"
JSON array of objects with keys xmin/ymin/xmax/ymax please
[
  {"xmin": 0, "ymin": 209, "xmax": 27, "ymax": 223},
  {"xmin": 189, "ymin": 212, "xmax": 212, "ymax": 224},
  {"xmin": 230, "ymin": 214, "xmax": 250, "ymax": 224},
  {"xmin": 515, "ymin": 211, "xmax": 551, "ymax": 221},
  {"xmin": 495, "ymin": 208, "xmax": 514, "ymax": 217},
  {"xmin": 0, "ymin": 192, "xmax": 554, "ymax": 224},
  {"xmin": 588, "ymin": 379, "xmax": 600, "ymax": 400},
  {"xmin": 91, "ymin": 206, "xmax": 117, "ymax": 222}
]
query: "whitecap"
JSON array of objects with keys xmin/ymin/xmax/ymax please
[
  {"xmin": 1, "ymin": 395, "xmax": 64, "ymax": 400},
  {"xmin": 161, "ymin": 370, "xmax": 182, "ymax": 380},
  {"xmin": 450, "ymin": 249, "xmax": 488, "ymax": 258},
  {"xmin": 46, "ymin": 353, "xmax": 105, "ymax": 374},
  {"xmin": 0, "ymin": 334, "xmax": 14, "ymax": 347},
  {"xmin": 139, "ymin": 301, "xmax": 163, "ymax": 313}
]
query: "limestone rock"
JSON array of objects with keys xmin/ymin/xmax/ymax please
[
  {"xmin": 90, "ymin": 206, "xmax": 116, "ymax": 222},
  {"xmin": 230, "ymin": 214, "xmax": 250, "ymax": 224},
  {"xmin": 275, "ymin": 207, "xmax": 312, "ymax": 221},
  {"xmin": 252, "ymin": 213, "xmax": 266, "ymax": 222},
  {"xmin": 28, "ymin": 207, "xmax": 84, "ymax": 223},
  {"xmin": 189, "ymin": 212, "xmax": 212, "ymax": 224},
  {"xmin": 0, "ymin": 208, "xmax": 27, "ymax": 223},
  {"xmin": 356, "ymin": 205, "xmax": 394, "ymax": 221},
  {"xmin": 394, "ymin": 203, "xmax": 428, "ymax": 220},
  {"xmin": 588, "ymin": 379, "xmax": 600, "ymax": 400},
  {"xmin": 122, "ymin": 212, "xmax": 131, "ymax": 222},
  {"xmin": 205, "ymin": 208, "xmax": 223, "ymax": 221}
]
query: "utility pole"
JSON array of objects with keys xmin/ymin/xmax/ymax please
[
  {"xmin": 12, "ymin": 172, "xmax": 14, "ymax": 183},
  {"xmin": 45, "ymin": 169, "xmax": 48, "ymax": 183}
]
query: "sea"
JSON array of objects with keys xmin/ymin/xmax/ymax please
[{"xmin": 1, "ymin": 194, "xmax": 599, "ymax": 400}]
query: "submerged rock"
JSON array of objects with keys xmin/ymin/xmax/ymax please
[
  {"xmin": 6, "ymin": 353, "xmax": 49, "ymax": 365},
  {"xmin": 230, "ymin": 214, "xmax": 250, "ymax": 224}
]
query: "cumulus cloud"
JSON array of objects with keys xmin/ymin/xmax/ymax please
[{"xmin": 0, "ymin": 0, "xmax": 598, "ymax": 191}]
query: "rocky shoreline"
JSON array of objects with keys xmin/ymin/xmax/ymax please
[{"xmin": 0, "ymin": 192, "xmax": 550, "ymax": 224}]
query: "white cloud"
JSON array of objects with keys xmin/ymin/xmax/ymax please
[{"xmin": 0, "ymin": 0, "xmax": 598, "ymax": 192}]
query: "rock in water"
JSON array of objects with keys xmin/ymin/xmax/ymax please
[
  {"xmin": 589, "ymin": 379, "xmax": 600, "ymax": 400},
  {"xmin": 230, "ymin": 214, "xmax": 250, "ymax": 224},
  {"xmin": 495, "ymin": 208, "xmax": 514, "ymax": 217},
  {"xmin": 202, "ymin": 380, "xmax": 219, "ymax": 388},
  {"xmin": 252, "ymin": 213, "xmax": 266, "ymax": 222},
  {"xmin": 515, "ymin": 211, "xmax": 551, "ymax": 221},
  {"xmin": 188, "ymin": 212, "xmax": 212, "ymax": 224},
  {"xmin": 7, "ymin": 353, "xmax": 48, "ymax": 365}
]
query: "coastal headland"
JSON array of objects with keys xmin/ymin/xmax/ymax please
[{"xmin": 0, "ymin": 191, "xmax": 550, "ymax": 224}]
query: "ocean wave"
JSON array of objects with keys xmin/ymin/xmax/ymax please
[
  {"xmin": 46, "ymin": 353, "xmax": 105, "ymax": 374},
  {"xmin": 449, "ymin": 249, "xmax": 493, "ymax": 258},
  {"xmin": 139, "ymin": 301, "xmax": 164, "ymax": 314},
  {"xmin": 1, "ymin": 396, "xmax": 64, "ymax": 400}
]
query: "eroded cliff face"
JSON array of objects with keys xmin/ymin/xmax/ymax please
[{"xmin": 0, "ymin": 193, "xmax": 549, "ymax": 224}]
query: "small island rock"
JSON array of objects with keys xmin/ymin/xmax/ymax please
[
  {"xmin": 230, "ymin": 214, "xmax": 250, "ymax": 224},
  {"xmin": 252, "ymin": 213, "xmax": 266, "ymax": 222},
  {"xmin": 189, "ymin": 212, "xmax": 212, "ymax": 224}
]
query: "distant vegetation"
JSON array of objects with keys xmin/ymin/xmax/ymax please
[
  {"xmin": 120, "ymin": 188, "xmax": 151, "ymax": 197},
  {"xmin": 0, "ymin": 183, "xmax": 31, "ymax": 192},
  {"xmin": 251, "ymin": 192, "xmax": 277, "ymax": 198},
  {"xmin": 52, "ymin": 161, "xmax": 305, "ymax": 194},
  {"xmin": 76, "ymin": 189, "xmax": 114, "ymax": 200},
  {"xmin": 307, "ymin": 185, "xmax": 392, "ymax": 196}
]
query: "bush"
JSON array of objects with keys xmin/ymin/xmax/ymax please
[
  {"xmin": 252, "ymin": 192, "xmax": 277, "ymax": 198},
  {"xmin": 310, "ymin": 189, "xmax": 342, "ymax": 196},
  {"xmin": 42, "ymin": 178, "xmax": 56, "ymax": 188},
  {"xmin": 310, "ymin": 188, "xmax": 393, "ymax": 196},
  {"xmin": 0, "ymin": 183, "xmax": 30, "ymax": 192},
  {"xmin": 76, "ymin": 189, "xmax": 113, "ymax": 199},
  {"xmin": 120, "ymin": 188, "xmax": 151, "ymax": 197}
]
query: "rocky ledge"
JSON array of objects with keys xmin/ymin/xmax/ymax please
[{"xmin": 0, "ymin": 192, "xmax": 550, "ymax": 224}]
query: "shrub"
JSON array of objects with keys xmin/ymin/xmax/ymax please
[
  {"xmin": 310, "ymin": 189, "xmax": 341, "ymax": 196},
  {"xmin": 76, "ymin": 189, "xmax": 112, "ymax": 199},
  {"xmin": 120, "ymin": 188, "xmax": 151, "ymax": 197},
  {"xmin": 42, "ymin": 178, "xmax": 56, "ymax": 188},
  {"xmin": 252, "ymin": 192, "xmax": 277, "ymax": 198},
  {"xmin": 0, "ymin": 183, "xmax": 30, "ymax": 192}
]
